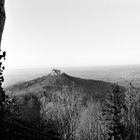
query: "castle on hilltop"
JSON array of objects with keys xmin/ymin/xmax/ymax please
[{"xmin": 50, "ymin": 69, "xmax": 61, "ymax": 75}]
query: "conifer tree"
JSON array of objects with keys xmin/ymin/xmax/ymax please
[
  {"xmin": 125, "ymin": 83, "xmax": 140, "ymax": 140},
  {"xmin": 102, "ymin": 85, "xmax": 126, "ymax": 140}
]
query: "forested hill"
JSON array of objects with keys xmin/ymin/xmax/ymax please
[
  {"xmin": 5, "ymin": 70, "xmax": 117, "ymax": 100},
  {"xmin": 4, "ymin": 70, "xmax": 130, "ymax": 140}
]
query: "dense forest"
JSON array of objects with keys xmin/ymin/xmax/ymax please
[{"xmin": 1, "ymin": 72, "xmax": 140, "ymax": 140}]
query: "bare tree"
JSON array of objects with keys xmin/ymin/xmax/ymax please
[
  {"xmin": 76, "ymin": 100, "xmax": 108, "ymax": 140},
  {"xmin": 41, "ymin": 86, "xmax": 83, "ymax": 140}
]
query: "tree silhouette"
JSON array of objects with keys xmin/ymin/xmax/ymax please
[{"xmin": 0, "ymin": 0, "xmax": 6, "ymax": 119}]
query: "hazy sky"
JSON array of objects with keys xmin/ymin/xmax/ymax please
[{"xmin": 2, "ymin": 0, "xmax": 140, "ymax": 69}]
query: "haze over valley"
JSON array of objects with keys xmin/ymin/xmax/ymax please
[{"xmin": 4, "ymin": 65, "xmax": 140, "ymax": 88}]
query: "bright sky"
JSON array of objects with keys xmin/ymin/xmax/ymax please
[{"xmin": 2, "ymin": 0, "xmax": 140, "ymax": 69}]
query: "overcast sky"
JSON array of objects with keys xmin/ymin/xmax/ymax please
[{"xmin": 2, "ymin": 0, "xmax": 140, "ymax": 69}]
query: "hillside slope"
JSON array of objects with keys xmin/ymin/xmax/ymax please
[{"xmin": 5, "ymin": 71, "xmax": 115, "ymax": 100}]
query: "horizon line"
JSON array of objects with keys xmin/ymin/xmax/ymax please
[{"xmin": 4, "ymin": 64, "xmax": 140, "ymax": 70}]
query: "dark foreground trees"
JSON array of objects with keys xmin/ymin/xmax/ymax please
[
  {"xmin": 101, "ymin": 84, "xmax": 140, "ymax": 140},
  {"xmin": 102, "ymin": 85, "xmax": 127, "ymax": 140},
  {"xmin": 125, "ymin": 84, "xmax": 140, "ymax": 140}
]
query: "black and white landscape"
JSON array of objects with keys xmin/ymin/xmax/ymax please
[
  {"xmin": 3, "ymin": 67, "xmax": 140, "ymax": 140},
  {"xmin": 1, "ymin": 0, "xmax": 140, "ymax": 140}
]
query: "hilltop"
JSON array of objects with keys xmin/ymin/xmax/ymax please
[{"xmin": 5, "ymin": 69, "xmax": 115, "ymax": 100}]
